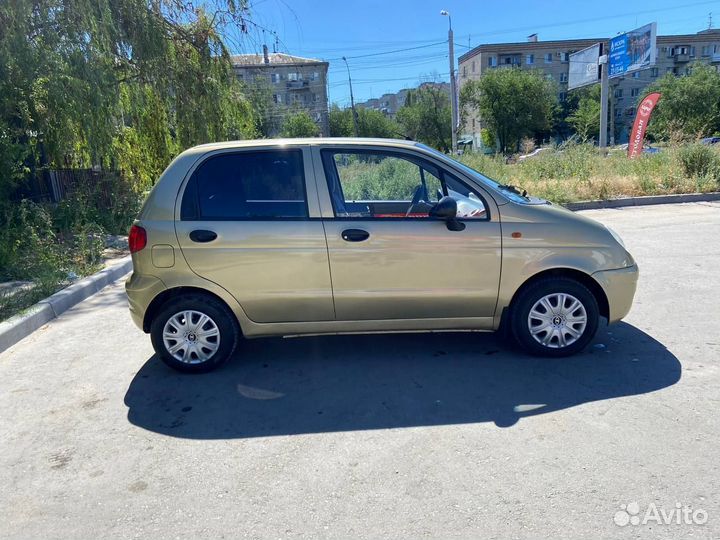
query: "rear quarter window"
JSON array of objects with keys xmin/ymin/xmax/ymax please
[{"xmin": 181, "ymin": 149, "xmax": 307, "ymax": 220}]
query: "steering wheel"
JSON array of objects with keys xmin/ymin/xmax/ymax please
[{"xmin": 405, "ymin": 185, "xmax": 425, "ymax": 217}]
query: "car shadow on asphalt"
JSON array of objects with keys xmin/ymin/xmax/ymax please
[{"xmin": 124, "ymin": 322, "xmax": 681, "ymax": 438}]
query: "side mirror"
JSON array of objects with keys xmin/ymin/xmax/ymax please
[
  {"xmin": 429, "ymin": 196, "xmax": 465, "ymax": 231},
  {"xmin": 429, "ymin": 196, "xmax": 456, "ymax": 219}
]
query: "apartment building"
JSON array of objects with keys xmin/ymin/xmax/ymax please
[
  {"xmin": 458, "ymin": 28, "xmax": 720, "ymax": 148},
  {"xmin": 232, "ymin": 46, "xmax": 329, "ymax": 135},
  {"xmin": 358, "ymin": 82, "xmax": 451, "ymax": 117}
]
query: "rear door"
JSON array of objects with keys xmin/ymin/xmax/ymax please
[
  {"xmin": 175, "ymin": 147, "xmax": 334, "ymax": 323},
  {"xmin": 316, "ymin": 146, "xmax": 502, "ymax": 321}
]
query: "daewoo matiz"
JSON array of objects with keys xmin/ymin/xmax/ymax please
[{"xmin": 126, "ymin": 138, "xmax": 638, "ymax": 372}]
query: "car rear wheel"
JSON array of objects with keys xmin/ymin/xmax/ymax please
[
  {"xmin": 510, "ymin": 277, "xmax": 599, "ymax": 357},
  {"xmin": 150, "ymin": 294, "xmax": 240, "ymax": 373}
]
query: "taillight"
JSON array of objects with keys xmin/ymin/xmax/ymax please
[{"xmin": 128, "ymin": 224, "xmax": 147, "ymax": 253}]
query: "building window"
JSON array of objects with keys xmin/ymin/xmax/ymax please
[
  {"xmin": 559, "ymin": 72, "xmax": 568, "ymax": 83},
  {"xmin": 488, "ymin": 56, "xmax": 497, "ymax": 67},
  {"xmin": 287, "ymin": 72, "xmax": 301, "ymax": 81},
  {"xmin": 614, "ymin": 88, "xmax": 623, "ymax": 98},
  {"xmin": 651, "ymin": 67, "xmax": 659, "ymax": 77},
  {"xmin": 632, "ymin": 71, "xmax": 640, "ymax": 78},
  {"xmin": 558, "ymin": 92, "xmax": 567, "ymax": 101},
  {"xmin": 310, "ymin": 71, "xmax": 320, "ymax": 81},
  {"xmin": 630, "ymin": 88, "xmax": 640, "ymax": 97},
  {"xmin": 544, "ymin": 53, "xmax": 552, "ymax": 63},
  {"xmin": 560, "ymin": 52, "xmax": 570, "ymax": 62},
  {"xmin": 690, "ymin": 46, "xmax": 696, "ymax": 57},
  {"xmin": 271, "ymin": 73, "xmax": 280, "ymax": 83},
  {"xmin": 272, "ymin": 94, "xmax": 282, "ymax": 104},
  {"xmin": 462, "ymin": 65, "xmax": 467, "ymax": 77},
  {"xmin": 526, "ymin": 54, "xmax": 534, "ymax": 65},
  {"xmin": 701, "ymin": 45, "xmax": 710, "ymax": 56},
  {"xmin": 471, "ymin": 60, "xmax": 476, "ymax": 72}
]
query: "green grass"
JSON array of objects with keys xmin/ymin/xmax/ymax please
[{"xmin": 458, "ymin": 143, "xmax": 720, "ymax": 204}]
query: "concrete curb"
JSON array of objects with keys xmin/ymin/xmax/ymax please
[
  {"xmin": 0, "ymin": 255, "xmax": 132, "ymax": 354},
  {"xmin": 565, "ymin": 191, "xmax": 720, "ymax": 211}
]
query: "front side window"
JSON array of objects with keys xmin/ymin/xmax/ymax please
[
  {"xmin": 321, "ymin": 150, "xmax": 487, "ymax": 220},
  {"xmin": 181, "ymin": 150, "xmax": 307, "ymax": 220}
]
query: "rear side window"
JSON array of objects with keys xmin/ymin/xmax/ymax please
[{"xmin": 181, "ymin": 150, "xmax": 307, "ymax": 220}]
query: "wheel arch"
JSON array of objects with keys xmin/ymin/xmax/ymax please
[
  {"xmin": 143, "ymin": 286, "xmax": 241, "ymax": 333},
  {"xmin": 506, "ymin": 267, "xmax": 609, "ymax": 321}
]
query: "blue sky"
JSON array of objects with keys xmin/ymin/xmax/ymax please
[{"xmin": 240, "ymin": 0, "xmax": 720, "ymax": 105}]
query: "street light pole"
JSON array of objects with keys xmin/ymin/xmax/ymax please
[
  {"xmin": 441, "ymin": 10, "xmax": 458, "ymax": 154},
  {"xmin": 342, "ymin": 56, "xmax": 360, "ymax": 137}
]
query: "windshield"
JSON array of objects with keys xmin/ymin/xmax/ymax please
[{"xmin": 416, "ymin": 143, "xmax": 531, "ymax": 203}]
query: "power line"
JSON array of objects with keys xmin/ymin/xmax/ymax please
[
  {"xmin": 464, "ymin": 0, "xmax": 719, "ymax": 43},
  {"xmin": 324, "ymin": 41, "xmax": 447, "ymax": 62}
]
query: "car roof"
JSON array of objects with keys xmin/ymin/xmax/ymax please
[{"xmin": 183, "ymin": 137, "xmax": 421, "ymax": 156}]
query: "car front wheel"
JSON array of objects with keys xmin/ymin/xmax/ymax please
[
  {"xmin": 150, "ymin": 294, "xmax": 240, "ymax": 373},
  {"xmin": 510, "ymin": 277, "xmax": 599, "ymax": 357}
]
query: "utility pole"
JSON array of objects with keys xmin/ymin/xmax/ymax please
[
  {"xmin": 609, "ymin": 81, "xmax": 616, "ymax": 146},
  {"xmin": 599, "ymin": 46, "xmax": 609, "ymax": 148},
  {"xmin": 342, "ymin": 56, "xmax": 360, "ymax": 137},
  {"xmin": 441, "ymin": 10, "xmax": 458, "ymax": 154}
]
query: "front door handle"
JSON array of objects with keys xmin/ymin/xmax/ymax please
[
  {"xmin": 341, "ymin": 229, "xmax": 370, "ymax": 242},
  {"xmin": 189, "ymin": 229, "xmax": 217, "ymax": 243}
]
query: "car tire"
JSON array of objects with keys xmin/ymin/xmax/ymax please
[
  {"xmin": 150, "ymin": 294, "xmax": 240, "ymax": 373},
  {"xmin": 510, "ymin": 277, "xmax": 599, "ymax": 357}
]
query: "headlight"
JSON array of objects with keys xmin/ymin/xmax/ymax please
[{"xmin": 606, "ymin": 225, "xmax": 626, "ymax": 248}]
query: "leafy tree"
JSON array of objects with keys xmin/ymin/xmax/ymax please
[
  {"xmin": 281, "ymin": 111, "xmax": 321, "ymax": 138},
  {"xmin": 396, "ymin": 85, "xmax": 451, "ymax": 151},
  {"xmin": 461, "ymin": 68, "xmax": 557, "ymax": 153},
  {"xmin": 329, "ymin": 105, "xmax": 401, "ymax": 138},
  {"xmin": 646, "ymin": 63, "xmax": 720, "ymax": 141},
  {"xmin": 244, "ymin": 76, "xmax": 284, "ymax": 138},
  {"xmin": 0, "ymin": 0, "xmax": 256, "ymax": 194},
  {"xmin": 567, "ymin": 85, "xmax": 601, "ymax": 142}
]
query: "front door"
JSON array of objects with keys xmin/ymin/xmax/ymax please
[
  {"xmin": 317, "ymin": 147, "xmax": 502, "ymax": 321},
  {"xmin": 175, "ymin": 147, "xmax": 334, "ymax": 323}
]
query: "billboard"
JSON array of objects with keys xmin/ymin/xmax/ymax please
[
  {"xmin": 609, "ymin": 22, "xmax": 657, "ymax": 78},
  {"xmin": 568, "ymin": 43, "xmax": 601, "ymax": 90}
]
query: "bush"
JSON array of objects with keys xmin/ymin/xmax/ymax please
[
  {"xmin": 676, "ymin": 144, "xmax": 720, "ymax": 181},
  {"xmin": 0, "ymin": 197, "xmax": 110, "ymax": 321}
]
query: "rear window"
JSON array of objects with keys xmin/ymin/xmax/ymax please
[{"xmin": 181, "ymin": 149, "xmax": 307, "ymax": 220}]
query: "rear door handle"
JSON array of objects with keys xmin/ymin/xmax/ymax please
[
  {"xmin": 341, "ymin": 229, "xmax": 370, "ymax": 242},
  {"xmin": 189, "ymin": 229, "xmax": 217, "ymax": 243}
]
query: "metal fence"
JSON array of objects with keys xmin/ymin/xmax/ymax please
[{"xmin": 13, "ymin": 168, "xmax": 123, "ymax": 207}]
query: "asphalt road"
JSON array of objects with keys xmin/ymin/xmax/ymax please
[{"xmin": 1, "ymin": 202, "xmax": 719, "ymax": 539}]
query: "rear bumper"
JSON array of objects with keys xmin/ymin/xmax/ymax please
[
  {"xmin": 592, "ymin": 264, "xmax": 639, "ymax": 323},
  {"xmin": 125, "ymin": 273, "xmax": 166, "ymax": 332}
]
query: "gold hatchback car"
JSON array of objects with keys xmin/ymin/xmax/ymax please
[{"xmin": 126, "ymin": 138, "xmax": 638, "ymax": 372}]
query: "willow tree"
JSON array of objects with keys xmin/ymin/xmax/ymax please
[{"xmin": 0, "ymin": 0, "xmax": 256, "ymax": 193}]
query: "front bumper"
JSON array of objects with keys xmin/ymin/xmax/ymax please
[
  {"xmin": 125, "ymin": 273, "xmax": 166, "ymax": 332},
  {"xmin": 592, "ymin": 264, "xmax": 639, "ymax": 323}
]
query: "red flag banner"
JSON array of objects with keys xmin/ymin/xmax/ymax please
[{"xmin": 628, "ymin": 92, "xmax": 661, "ymax": 158}]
